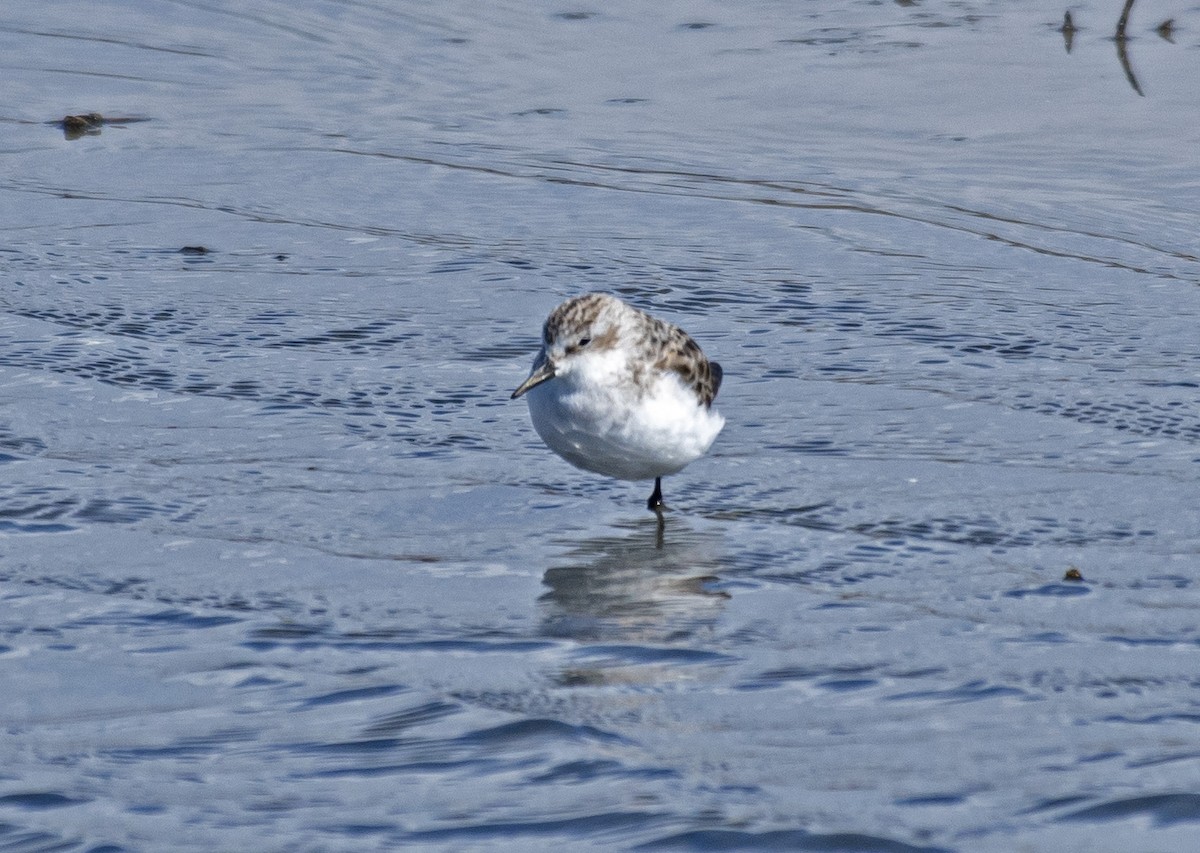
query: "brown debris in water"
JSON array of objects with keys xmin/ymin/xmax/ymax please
[{"xmin": 56, "ymin": 112, "xmax": 150, "ymax": 140}]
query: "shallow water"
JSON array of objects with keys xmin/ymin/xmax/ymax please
[{"xmin": 3, "ymin": 1, "xmax": 1200, "ymax": 850}]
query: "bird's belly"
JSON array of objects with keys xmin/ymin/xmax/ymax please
[{"xmin": 525, "ymin": 380, "xmax": 724, "ymax": 481}]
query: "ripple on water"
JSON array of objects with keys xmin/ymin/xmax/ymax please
[
  {"xmin": 0, "ymin": 268, "xmax": 501, "ymax": 449},
  {"xmin": 404, "ymin": 811, "xmax": 671, "ymax": 847},
  {"xmin": 735, "ymin": 662, "xmax": 881, "ymax": 692},
  {"xmin": 0, "ymin": 791, "xmax": 92, "ymax": 810},
  {"xmin": 0, "ymin": 820, "xmax": 103, "ymax": 853},
  {"xmin": 639, "ymin": 828, "xmax": 953, "ymax": 852},
  {"xmin": 883, "ymin": 680, "xmax": 1029, "ymax": 705},
  {"xmin": 0, "ymin": 485, "xmax": 191, "ymax": 534},
  {"xmin": 360, "ymin": 700, "xmax": 462, "ymax": 736},
  {"xmin": 1059, "ymin": 793, "xmax": 1200, "ymax": 828},
  {"xmin": 290, "ymin": 709, "xmax": 634, "ymax": 786}
]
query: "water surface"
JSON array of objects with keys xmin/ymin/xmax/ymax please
[{"xmin": 2, "ymin": 1, "xmax": 1200, "ymax": 850}]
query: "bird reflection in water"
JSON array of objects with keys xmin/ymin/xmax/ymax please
[{"xmin": 538, "ymin": 518, "xmax": 730, "ymax": 689}]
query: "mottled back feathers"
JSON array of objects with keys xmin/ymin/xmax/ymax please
[{"xmin": 542, "ymin": 293, "xmax": 722, "ymax": 407}]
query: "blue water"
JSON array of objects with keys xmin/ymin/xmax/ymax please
[{"xmin": 3, "ymin": 1, "xmax": 1200, "ymax": 850}]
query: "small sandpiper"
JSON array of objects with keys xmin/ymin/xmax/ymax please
[{"xmin": 512, "ymin": 293, "xmax": 724, "ymax": 511}]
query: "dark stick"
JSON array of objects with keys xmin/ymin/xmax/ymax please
[
  {"xmin": 1116, "ymin": 0, "xmax": 1135, "ymax": 39},
  {"xmin": 1114, "ymin": 31, "xmax": 1145, "ymax": 96}
]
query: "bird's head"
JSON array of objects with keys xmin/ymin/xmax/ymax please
[{"xmin": 511, "ymin": 293, "xmax": 626, "ymax": 399}]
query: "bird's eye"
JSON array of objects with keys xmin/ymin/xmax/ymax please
[{"xmin": 564, "ymin": 336, "xmax": 592, "ymax": 356}]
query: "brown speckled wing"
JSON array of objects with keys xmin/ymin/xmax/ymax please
[
  {"xmin": 654, "ymin": 323, "xmax": 722, "ymax": 408},
  {"xmin": 708, "ymin": 360, "xmax": 723, "ymax": 401}
]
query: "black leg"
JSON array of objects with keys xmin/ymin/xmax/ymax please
[{"xmin": 647, "ymin": 477, "xmax": 664, "ymax": 512}]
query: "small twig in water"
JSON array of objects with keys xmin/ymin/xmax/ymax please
[{"xmin": 1115, "ymin": 0, "xmax": 1135, "ymax": 40}]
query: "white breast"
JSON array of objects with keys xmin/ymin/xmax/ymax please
[{"xmin": 525, "ymin": 367, "xmax": 723, "ymax": 481}]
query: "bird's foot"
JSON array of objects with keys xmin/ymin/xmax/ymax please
[{"xmin": 646, "ymin": 477, "xmax": 664, "ymax": 513}]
